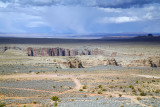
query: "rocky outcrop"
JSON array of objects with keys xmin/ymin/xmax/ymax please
[
  {"xmin": 81, "ymin": 58, "xmax": 118, "ymax": 68},
  {"xmin": 129, "ymin": 57, "xmax": 160, "ymax": 67},
  {"xmin": 68, "ymin": 58, "xmax": 83, "ymax": 68},
  {"xmin": 26, "ymin": 47, "xmax": 105, "ymax": 57},
  {"xmin": 105, "ymin": 58, "xmax": 118, "ymax": 66},
  {"xmin": 2, "ymin": 46, "xmax": 22, "ymax": 52},
  {"xmin": 59, "ymin": 58, "xmax": 83, "ymax": 68}
]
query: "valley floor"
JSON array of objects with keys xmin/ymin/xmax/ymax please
[{"xmin": 0, "ymin": 68, "xmax": 160, "ymax": 107}]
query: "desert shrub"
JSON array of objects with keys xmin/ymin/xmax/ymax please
[
  {"xmin": 136, "ymin": 81, "xmax": 139, "ymax": 84},
  {"xmin": 51, "ymin": 96, "xmax": 59, "ymax": 101},
  {"xmin": 129, "ymin": 85, "xmax": 134, "ymax": 89},
  {"xmin": 152, "ymin": 80, "xmax": 156, "ymax": 82},
  {"xmin": 54, "ymin": 101, "xmax": 58, "ymax": 107},
  {"xmin": 155, "ymin": 90, "xmax": 160, "ymax": 93},
  {"xmin": 71, "ymin": 99, "xmax": 75, "ymax": 101},
  {"xmin": 120, "ymin": 86, "xmax": 123, "ymax": 89},
  {"xmin": 132, "ymin": 89, "xmax": 136, "ymax": 93},
  {"xmin": 109, "ymin": 95, "xmax": 112, "ymax": 98},
  {"xmin": 152, "ymin": 96, "xmax": 156, "ymax": 99},
  {"xmin": 98, "ymin": 91, "xmax": 102, "ymax": 94},
  {"xmin": 33, "ymin": 101, "xmax": 37, "ymax": 104},
  {"xmin": 102, "ymin": 89, "xmax": 107, "ymax": 91},
  {"xmin": 119, "ymin": 94, "xmax": 122, "ymax": 97},
  {"xmin": 98, "ymin": 85, "xmax": 102, "ymax": 88},
  {"xmin": 92, "ymin": 90, "xmax": 95, "ymax": 93},
  {"xmin": 138, "ymin": 88, "xmax": 142, "ymax": 92},
  {"xmin": 123, "ymin": 90, "xmax": 126, "ymax": 92},
  {"xmin": 137, "ymin": 97, "xmax": 142, "ymax": 100},
  {"xmin": 0, "ymin": 102, "xmax": 6, "ymax": 107},
  {"xmin": 120, "ymin": 105, "xmax": 124, "ymax": 107},
  {"xmin": 83, "ymin": 85, "xmax": 87, "ymax": 89},
  {"xmin": 140, "ymin": 92, "xmax": 146, "ymax": 96},
  {"xmin": 36, "ymin": 72, "xmax": 40, "ymax": 74},
  {"xmin": 111, "ymin": 80, "xmax": 114, "ymax": 82},
  {"xmin": 116, "ymin": 77, "xmax": 119, "ymax": 79},
  {"xmin": 79, "ymin": 89, "xmax": 83, "ymax": 91},
  {"xmin": 84, "ymin": 95, "xmax": 87, "ymax": 98},
  {"xmin": 60, "ymin": 86, "xmax": 63, "ymax": 88},
  {"xmin": 53, "ymin": 86, "xmax": 56, "ymax": 88},
  {"xmin": 96, "ymin": 98, "xmax": 98, "ymax": 100}
]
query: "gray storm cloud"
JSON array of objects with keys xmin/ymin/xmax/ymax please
[{"xmin": 1, "ymin": 0, "xmax": 160, "ymax": 8}]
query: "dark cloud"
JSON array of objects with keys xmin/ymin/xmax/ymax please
[{"xmin": 1, "ymin": 0, "xmax": 160, "ymax": 8}]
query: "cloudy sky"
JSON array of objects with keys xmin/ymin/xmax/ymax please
[{"xmin": 0, "ymin": 0, "xmax": 160, "ymax": 38}]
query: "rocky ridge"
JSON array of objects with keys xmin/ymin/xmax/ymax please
[{"xmin": 1, "ymin": 46, "xmax": 160, "ymax": 68}]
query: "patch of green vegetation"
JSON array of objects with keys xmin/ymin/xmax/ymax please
[
  {"xmin": 36, "ymin": 72, "xmax": 40, "ymax": 74},
  {"xmin": 140, "ymin": 92, "xmax": 146, "ymax": 96},
  {"xmin": 138, "ymin": 88, "xmax": 142, "ymax": 92},
  {"xmin": 120, "ymin": 86, "xmax": 123, "ymax": 89},
  {"xmin": 79, "ymin": 89, "xmax": 83, "ymax": 91},
  {"xmin": 53, "ymin": 86, "xmax": 56, "ymax": 88},
  {"xmin": 109, "ymin": 95, "xmax": 112, "ymax": 98},
  {"xmin": 117, "ymin": 77, "xmax": 119, "ymax": 79},
  {"xmin": 71, "ymin": 99, "xmax": 75, "ymax": 101},
  {"xmin": 33, "ymin": 101, "xmax": 37, "ymax": 104},
  {"xmin": 98, "ymin": 91, "xmax": 102, "ymax": 94},
  {"xmin": 152, "ymin": 80, "xmax": 156, "ymax": 82},
  {"xmin": 137, "ymin": 97, "xmax": 142, "ymax": 100},
  {"xmin": 136, "ymin": 81, "xmax": 139, "ymax": 84},
  {"xmin": 83, "ymin": 85, "xmax": 87, "ymax": 89},
  {"xmin": 96, "ymin": 98, "xmax": 98, "ymax": 100},
  {"xmin": 92, "ymin": 90, "xmax": 95, "ymax": 93},
  {"xmin": 98, "ymin": 85, "xmax": 102, "ymax": 88},
  {"xmin": 51, "ymin": 96, "xmax": 59, "ymax": 101},
  {"xmin": 0, "ymin": 102, "xmax": 6, "ymax": 107},
  {"xmin": 123, "ymin": 90, "xmax": 125, "ymax": 92},
  {"xmin": 132, "ymin": 89, "xmax": 136, "ymax": 93},
  {"xmin": 120, "ymin": 105, "xmax": 124, "ymax": 107},
  {"xmin": 152, "ymin": 96, "xmax": 156, "ymax": 99},
  {"xmin": 102, "ymin": 89, "xmax": 107, "ymax": 91},
  {"xmin": 129, "ymin": 85, "xmax": 134, "ymax": 89},
  {"xmin": 119, "ymin": 94, "xmax": 122, "ymax": 97},
  {"xmin": 54, "ymin": 101, "xmax": 58, "ymax": 107},
  {"xmin": 155, "ymin": 90, "xmax": 159, "ymax": 93}
]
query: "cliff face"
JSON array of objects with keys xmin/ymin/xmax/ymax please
[
  {"xmin": 1, "ymin": 46, "xmax": 160, "ymax": 68},
  {"xmin": 129, "ymin": 57, "xmax": 160, "ymax": 67},
  {"xmin": 26, "ymin": 47, "xmax": 104, "ymax": 57}
]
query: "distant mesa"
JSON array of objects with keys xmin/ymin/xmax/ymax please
[{"xmin": 26, "ymin": 47, "xmax": 105, "ymax": 57}]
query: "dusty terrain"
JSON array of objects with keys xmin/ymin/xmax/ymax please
[{"xmin": 0, "ymin": 40, "xmax": 160, "ymax": 107}]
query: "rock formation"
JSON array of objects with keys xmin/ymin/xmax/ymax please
[
  {"xmin": 68, "ymin": 58, "xmax": 83, "ymax": 68},
  {"xmin": 26, "ymin": 47, "xmax": 105, "ymax": 57},
  {"xmin": 129, "ymin": 57, "xmax": 160, "ymax": 67}
]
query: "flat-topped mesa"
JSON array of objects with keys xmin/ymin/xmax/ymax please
[{"xmin": 26, "ymin": 47, "xmax": 105, "ymax": 56}]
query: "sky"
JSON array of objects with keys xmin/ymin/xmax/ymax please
[{"xmin": 0, "ymin": 0, "xmax": 160, "ymax": 38}]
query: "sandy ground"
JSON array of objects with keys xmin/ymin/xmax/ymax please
[
  {"xmin": 0, "ymin": 72, "xmax": 160, "ymax": 107},
  {"xmin": 131, "ymin": 74, "xmax": 160, "ymax": 79}
]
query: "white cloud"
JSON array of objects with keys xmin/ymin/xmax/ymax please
[
  {"xmin": 99, "ymin": 16, "xmax": 139, "ymax": 23},
  {"xmin": 99, "ymin": 8, "xmax": 122, "ymax": 13},
  {"xmin": 0, "ymin": 1, "xmax": 10, "ymax": 8},
  {"xmin": 0, "ymin": 1, "xmax": 160, "ymax": 34}
]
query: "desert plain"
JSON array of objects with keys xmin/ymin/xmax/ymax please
[{"xmin": 0, "ymin": 38, "xmax": 160, "ymax": 107}]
